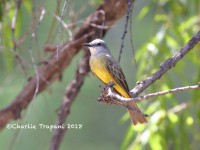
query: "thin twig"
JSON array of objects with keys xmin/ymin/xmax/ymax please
[
  {"xmin": 27, "ymin": 6, "xmax": 46, "ymax": 101},
  {"xmin": 136, "ymin": 84, "xmax": 200, "ymax": 102},
  {"xmin": 98, "ymin": 82, "xmax": 200, "ymax": 108},
  {"xmin": 129, "ymin": 2, "xmax": 137, "ymax": 66},
  {"xmin": 57, "ymin": 0, "xmax": 69, "ymax": 59},
  {"xmin": 118, "ymin": 0, "xmax": 132, "ymax": 63}
]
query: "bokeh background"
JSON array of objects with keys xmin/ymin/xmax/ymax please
[{"xmin": 0, "ymin": 0, "xmax": 200, "ymax": 150}]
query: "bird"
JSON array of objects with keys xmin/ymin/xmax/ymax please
[{"xmin": 83, "ymin": 39, "xmax": 147, "ymax": 125}]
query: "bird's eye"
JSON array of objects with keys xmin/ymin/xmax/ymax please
[{"xmin": 97, "ymin": 43, "xmax": 101, "ymax": 46}]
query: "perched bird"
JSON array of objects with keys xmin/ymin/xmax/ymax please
[{"xmin": 84, "ymin": 39, "xmax": 147, "ymax": 125}]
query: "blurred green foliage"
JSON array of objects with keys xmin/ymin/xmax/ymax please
[
  {"xmin": 0, "ymin": 0, "xmax": 200, "ymax": 150},
  {"xmin": 121, "ymin": 0, "xmax": 200, "ymax": 150}
]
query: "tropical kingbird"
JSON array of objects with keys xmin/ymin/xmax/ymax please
[{"xmin": 84, "ymin": 39, "xmax": 147, "ymax": 125}]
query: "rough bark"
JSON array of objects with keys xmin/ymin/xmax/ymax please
[{"xmin": 0, "ymin": 0, "xmax": 131, "ymax": 130}]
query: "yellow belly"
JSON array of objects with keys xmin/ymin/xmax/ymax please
[{"xmin": 90, "ymin": 56, "xmax": 130, "ymax": 98}]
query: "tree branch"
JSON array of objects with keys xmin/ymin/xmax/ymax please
[
  {"xmin": 97, "ymin": 31, "xmax": 200, "ymax": 108},
  {"xmin": 50, "ymin": 50, "xmax": 90, "ymax": 150},
  {"xmin": 0, "ymin": 0, "xmax": 131, "ymax": 130},
  {"xmin": 130, "ymin": 30, "xmax": 200, "ymax": 97},
  {"xmin": 98, "ymin": 82, "xmax": 200, "ymax": 106},
  {"xmin": 118, "ymin": 0, "xmax": 132, "ymax": 63}
]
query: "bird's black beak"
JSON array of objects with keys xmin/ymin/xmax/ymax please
[{"xmin": 83, "ymin": 43, "xmax": 92, "ymax": 47}]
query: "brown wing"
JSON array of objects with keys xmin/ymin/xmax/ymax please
[
  {"xmin": 105, "ymin": 54, "xmax": 130, "ymax": 96},
  {"xmin": 91, "ymin": 54, "xmax": 147, "ymax": 125}
]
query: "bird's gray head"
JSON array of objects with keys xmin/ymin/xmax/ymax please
[{"xmin": 83, "ymin": 39, "xmax": 110, "ymax": 55}]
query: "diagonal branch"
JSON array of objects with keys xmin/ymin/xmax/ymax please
[
  {"xmin": 97, "ymin": 31, "xmax": 200, "ymax": 108},
  {"xmin": 0, "ymin": 0, "xmax": 131, "ymax": 130},
  {"xmin": 130, "ymin": 30, "xmax": 200, "ymax": 97}
]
